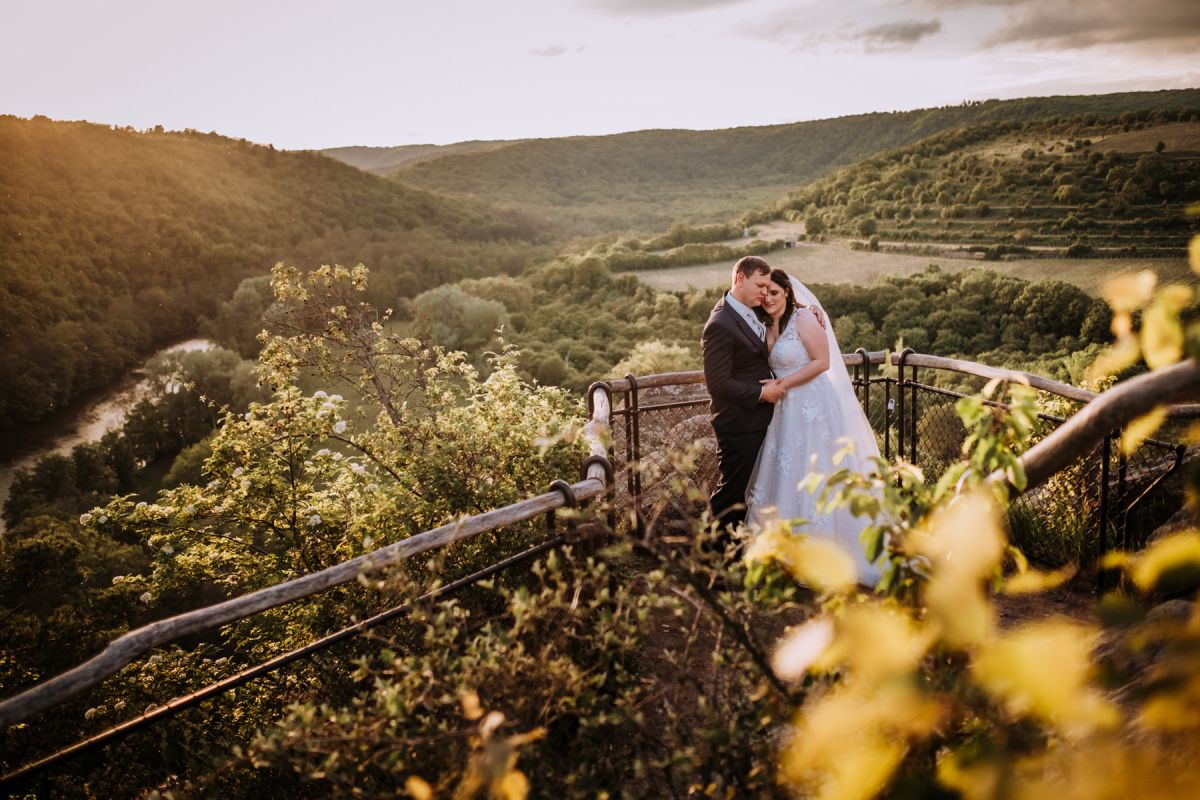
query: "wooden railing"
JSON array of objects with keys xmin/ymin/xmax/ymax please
[
  {"xmin": 3, "ymin": 353, "xmax": 1200, "ymax": 783},
  {"xmin": 0, "ymin": 387, "xmax": 617, "ymax": 731}
]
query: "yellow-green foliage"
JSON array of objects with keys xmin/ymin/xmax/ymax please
[{"xmin": 745, "ymin": 228, "xmax": 1200, "ymax": 800}]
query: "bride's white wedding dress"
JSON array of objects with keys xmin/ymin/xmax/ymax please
[{"xmin": 745, "ymin": 280, "xmax": 882, "ymax": 586}]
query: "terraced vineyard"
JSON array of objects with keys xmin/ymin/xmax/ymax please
[{"xmin": 767, "ymin": 115, "xmax": 1200, "ymax": 260}]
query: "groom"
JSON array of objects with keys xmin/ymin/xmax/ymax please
[{"xmin": 701, "ymin": 256, "xmax": 789, "ymax": 532}]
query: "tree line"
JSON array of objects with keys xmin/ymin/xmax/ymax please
[
  {"xmin": 0, "ymin": 116, "xmax": 555, "ymax": 430},
  {"xmin": 386, "ymin": 89, "xmax": 1200, "ymax": 234}
]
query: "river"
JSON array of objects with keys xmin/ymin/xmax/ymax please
[{"xmin": 0, "ymin": 338, "xmax": 217, "ymax": 533}]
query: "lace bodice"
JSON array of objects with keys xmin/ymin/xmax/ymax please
[{"xmin": 769, "ymin": 313, "xmax": 813, "ymax": 378}]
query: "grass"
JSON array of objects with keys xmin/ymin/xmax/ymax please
[{"xmin": 627, "ymin": 240, "xmax": 1193, "ymax": 295}]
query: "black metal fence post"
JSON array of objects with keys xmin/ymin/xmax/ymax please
[
  {"xmin": 856, "ymin": 348, "xmax": 871, "ymax": 423},
  {"xmin": 884, "ymin": 378, "xmax": 893, "ymax": 460},
  {"xmin": 625, "ymin": 373, "xmax": 643, "ymax": 536},
  {"xmin": 896, "ymin": 349, "xmax": 914, "ymax": 462}
]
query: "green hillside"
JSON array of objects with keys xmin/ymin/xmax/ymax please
[
  {"xmin": 770, "ymin": 113, "xmax": 1200, "ymax": 259},
  {"xmin": 382, "ymin": 89, "xmax": 1200, "ymax": 234},
  {"xmin": 322, "ymin": 139, "xmax": 527, "ymax": 175},
  {"xmin": 0, "ymin": 117, "xmax": 555, "ymax": 430}
]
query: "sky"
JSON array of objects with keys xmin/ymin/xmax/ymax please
[{"xmin": 2, "ymin": 0, "xmax": 1198, "ymax": 151}]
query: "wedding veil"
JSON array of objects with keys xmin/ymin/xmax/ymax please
[{"xmin": 788, "ymin": 275, "xmax": 882, "ymax": 462}]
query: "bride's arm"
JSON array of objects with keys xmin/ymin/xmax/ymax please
[{"xmin": 777, "ymin": 311, "xmax": 830, "ymax": 390}]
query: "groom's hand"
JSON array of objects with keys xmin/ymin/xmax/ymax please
[
  {"xmin": 804, "ymin": 305, "xmax": 826, "ymax": 329},
  {"xmin": 759, "ymin": 379, "xmax": 788, "ymax": 403}
]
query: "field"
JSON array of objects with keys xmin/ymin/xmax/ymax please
[{"xmin": 628, "ymin": 240, "xmax": 1193, "ymax": 295}]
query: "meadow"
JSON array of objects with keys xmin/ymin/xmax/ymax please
[{"xmin": 629, "ymin": 241, "xmax": 1193, "ymax": 295}]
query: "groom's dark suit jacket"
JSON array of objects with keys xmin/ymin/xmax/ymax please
[{"xmin": 701, "ymin": 295, "xmax": 775, "ymax": 434}]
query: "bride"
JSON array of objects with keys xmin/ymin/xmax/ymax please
[{"xmin": 745, "ymin": 269, "xmax": 883, "ymax": 585}]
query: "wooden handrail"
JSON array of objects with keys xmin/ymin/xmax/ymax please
[
  {"xmin": 0, "ymin": 478, "xmax": 606, "ymax": 729},
  {"xmin": 7, "ymin": 353, "xmax": 1195, "ymax": 730},
  {"xmin": 991, "ymin": 359, "xmax": 1200, "ymax": 493},
  {"xmin": 0, "ymin": 389, "xmax": 617, "ymax": 730},
  {"xmin": 890, "ymin": 352, "xmax": 1200, "ymax": 418},
  {"xmin": 604, "ymin": 351, "xmax": 888, "ymax": 393}
]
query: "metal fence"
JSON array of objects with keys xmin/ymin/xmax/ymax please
[
  {"xmin": 3, "ymin": 350, "xmax": 1194, "ymax": 790},
  {"xmin": 599, "ymin": 351, "xmax": 1190, "ymax": 586}
]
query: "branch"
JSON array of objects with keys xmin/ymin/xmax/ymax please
[{"xmin": 633, "ymin": 540, "xmax": 794, "ymax": 702}]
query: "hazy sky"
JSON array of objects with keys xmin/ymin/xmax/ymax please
[{"xmin": 3, "ymin": 0, "xmax": 1197, "ymax": 150}]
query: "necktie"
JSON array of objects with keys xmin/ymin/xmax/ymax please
[{"xmin": 749, "ymin": 314, "xmax": 764, "ymax": 340}]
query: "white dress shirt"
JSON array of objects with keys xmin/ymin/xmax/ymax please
[{"xmin": 724, "ymin": 292, "xmax": 765, "ymax": 341}]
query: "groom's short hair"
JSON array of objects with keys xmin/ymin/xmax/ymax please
[{"xmin": 733, "ymin": 256, "xmax": 771, "ymax": 280}]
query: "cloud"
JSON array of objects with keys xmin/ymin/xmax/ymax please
[
  {"xmin": 859, "ymin": 19, "xmax": 942, "ymax": 48},
  {"xmin": 586, "ymin": 0, "xmax": 752, "ymax": 16},
  {"xmin": 929, "ymin": 0, "xmax": 1200, "ymax": 51},
  {"xmin": 530, "ymin": 45, "xmax": 568, "ymax": 57},
  {"xmin": 736, "ymin": 15, "xmax": 942, "ymax": 53}
]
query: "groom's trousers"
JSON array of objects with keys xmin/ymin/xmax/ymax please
[{"xmin": 709, "ymin": 428, "xmax": 769, "ymax": 531}]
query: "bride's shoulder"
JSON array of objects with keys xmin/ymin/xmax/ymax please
[
  {"xmin": 792, "ymin": 305, "xmax": 818, "ymax": 328},
  {"xmin": 792, "ymin": 306, "xmax": 825, "ymax": 339}
]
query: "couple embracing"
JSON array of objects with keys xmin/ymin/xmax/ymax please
[{"xmin": 701, "ymin": 256, "xmax": 881, "ymax": 585}]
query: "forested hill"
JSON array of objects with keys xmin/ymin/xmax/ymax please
[
  {"xmin": 357, "ymin": 89, "xmax": 1200, "ymax": 234},
  {"xmin": 0, "ymin": 116, "xmax": 554, "ymax": 430},
  {"xmin": 765, "ymin": 112, "xmax": 1200, "ymax": 258},
  {"xmin": 323, "ymin": 139, "xmax": 527, "ymax": 175}
]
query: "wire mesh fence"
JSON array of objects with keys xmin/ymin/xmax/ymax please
[
  {"xmin": 6, "ymin": 352, "xmax": 1193, "ymax": 789},
  {"xmin": 608, "ymin": 355, "xmax": 1189, "ymax": 581}
]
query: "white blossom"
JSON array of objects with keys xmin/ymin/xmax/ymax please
[
  {"xmin": 139, "ymin": 592, "xmax": 153, "ymax": 604},
  {"xmin": 771, "ymin": 618, "xmax": 835, "ymax": 682},
  {"xmin": 162, "ymin": 543, "xmax": 174, "ymax": 555},
  {"xmin": 84, "ymin": 708, "xmax": 98, "ymax": 720},
  {"xmin": 351, "ymin": 463, "xmax": 366, "ymax": 475},
  {"xmin": 308, "ymin": 513, "xmax": 322, "ymax": 527},
  {"xmin": 232, "ymin": 466, "xmax": 244, "ymax": 477},
  {"xmin": 112, "ymin": 575, "xmax": 125, "ymax": 584},
  {"xmin": 136, "ymin": 502, "xmax": 148, "ymax": 510},
  {"xmin": 79, "ymin": 512, "xmax": 94, "ymax": 525},
  {"xmin": 317, "ymin": 448, "xmax": 331, "ymax": 457},
  {"xmin": 333, "ymin": 420, "xmax": 347, "ymax": 434},
  {"xmin": 330, "ymin": 394, "xmax": 343, "ymax": 402},
  {"xmin": 98, "ymin": 514, "xmax": 109, "ymax": 524},
  {"xmin": 313, "ymin": 390, "xmax": 328, "ymax": 399}
]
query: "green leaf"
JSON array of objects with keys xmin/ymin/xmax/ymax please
[{"xmin": 861, "ymin": 526, "xmax": 885, "ymax": 562}]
